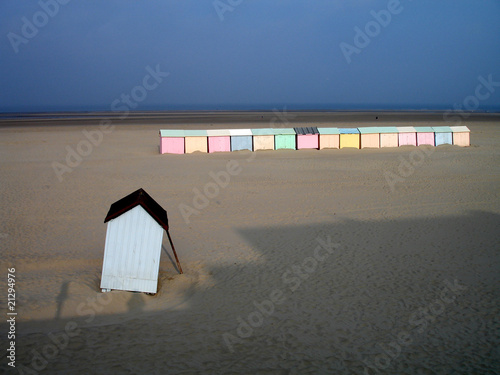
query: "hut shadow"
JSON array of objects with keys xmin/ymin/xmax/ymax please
[
  {"xmin": 127, "ymin": 292, "xmax": 145, "ymax": 313},
  {"xmin": 162, "ymin": 241, "xmax": 181, "ymax": 274},
  {"xmin": 54, "ymin": 281, "xmax": 70, "ymax": 321}
]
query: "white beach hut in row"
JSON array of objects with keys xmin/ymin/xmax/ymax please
[{"xmin": 101, "ymin": 188, "xmax": 182, "ymax": 294}]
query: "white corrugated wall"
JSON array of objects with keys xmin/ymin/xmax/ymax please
[{"xmin": 101, "ymin": 205, "xmax": 164, "ymax": 293}]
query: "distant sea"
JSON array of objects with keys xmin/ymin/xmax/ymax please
[{"xmin": 0, "ymin": 110, "xmax": 498, "ymax": 127}]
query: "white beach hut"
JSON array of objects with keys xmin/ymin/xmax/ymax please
[{"xmin": 100, "ymin": 188, "xmax": 182, "ymax": 294}]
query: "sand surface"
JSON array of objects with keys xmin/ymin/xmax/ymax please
[{"xmin": 0, "ymin": 116, "xmax": 499, "ymax": 374}]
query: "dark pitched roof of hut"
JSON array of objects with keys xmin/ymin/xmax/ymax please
[
  {"xmin": 294, "ymin": 127, "xmax": 319, "ymax": 135},
  {"xmin": 104, "ymin": 188, "xmax": 168, "ymax": 230}
]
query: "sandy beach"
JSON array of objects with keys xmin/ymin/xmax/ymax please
[{"xmin": 0, "ymin": 114, "xmax": 499, "ymax": 374}]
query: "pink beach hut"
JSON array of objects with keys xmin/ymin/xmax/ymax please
[
  {"xmin": 415, "ymin": 127, "xmax": 435, "ymax": 146},
  {"xmin": 318, "ymin": 128, "xmax": 340, "ymax": 149},
  {"xmin": 294, "ymin": 127, "xmax": 319, "ymax": 150},
  {"xmin": 397, "ymin": 126, "xmax": 417, "ymax": 146},
  {"xmin": 160, "ymin": 130, "xmax": 184, "ymax": 154},
  {"xmin": 207, "ymin": 129, "xmax": 231, "ymax": 153},
  {"xmin": 378, "ymin": 127, "xmax": 399, "ymax": 148},
  {"xmin": 358, "ymin": 127, "xmax": 380, "ymax": 149},
  {"xmin": 450, "ymin": 126, "xmax": 470, "ymax": 147}
]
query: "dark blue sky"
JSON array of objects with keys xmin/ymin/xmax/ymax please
[{"xmin": 1, "ymin": 0, "xmax": 499, "ymax": 113}]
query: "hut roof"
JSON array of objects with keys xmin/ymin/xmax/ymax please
[
  {"xmin": 317, "ymin": 127, "xmax": 340, "ymax": 135},
  {"xmin": 160, "ymin": 130, "xmax": 184, "ymax": 137},
  {"xmin": 251, "ymin": 128, "xmax": 275, "ymax": 135},
  {"xmin": 339, "ymin": 128, "xmax": 360, "ymax": 134},
  {"xmin": 104, "ymin": 188, "xmax": 168, "ymax": 230},
  {"xmin": 357, "ymin": 127, "xmax": 380, "ymax": 134},
  {"xmin": 184, "ymin": 130, "xmax": 208, "ymax": 137},
  {"xmin": 294, "ymin": 127, "xmax": 319, "ymax": 135},
  {"xmin": 396, "ymin": 126, "xmax": 417, "ymax": 133},
  {"xmin": 229, "ymin": 129, "xmax": 252, "ymax": 136},
  {"xmin": 432, "ymin": 126, "xmax": 453, "ymax": 133},
  {"xmin": 377, "ymin": 127, "xmax": 399, "ymax": 134},
  {"xmin": 414, "ymin": 126, "xmax": 435, "ymax": 133},
  {"xmin": 450, "ymin": 126, "xmax": 470, "ymax": 133},
  {"xmin": 207, "ymin": 129, "xmax": 231, "ymax": 136}
]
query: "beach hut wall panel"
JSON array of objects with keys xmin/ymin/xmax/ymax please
[
  {"xmin": 208, "ymin": 137, "xmax": 231, "ymax": 153},
  {"xmin": 231, "ymin": 136, "xmax": 253, "ymax": 151},
  {"xmin": 229, "ymin": 129, "xmax": 253, "ymax": 151},
  {"xmin": 339, "ymin": 128, "xmax": 360, "ymax": 149},
  {"xmin": 358, "ymin": 127, "xmax": 380, "ymax": 149},
  {"xmin": 101, "ymin": 206, "xmax": 163, "ymax": 293},
  {"xmin": 415, "ymin": 127, "xmax": 435, "ymax": 146},
  {"xmin": 297, "ymin": 135, "xmax": 319, "ymax": 149},
  {"xmin": 207, "ymin": 130, "xmax": 231, "ymax": 153},
  {"xmin": 185, "ymin": 137, "xmax": 208, "ymax": 153},
  {"xmin": 435, "ymin": 133, "xmax": 452, "ymax": 146},
  {"xmin": 161, "ymin": 138, "xmax": 184, "ymax": 154},
  {"xmin": 294, "ymin": 127, "xmax": 319, "ymax": 150},
  {"xmin": 318, "ymin": 128, "xmax": 340, "ymax": 149},
  {"xmin": 378, "ymin": 127, "xmax": 399, "ymax": 148},
  {"xmin": 274, "ymin": 128, "xmax": 296, "ymax": 150},
  {"xmin": 101, "ymin": 189, "xmax": 169, "ymax": 294},
  {"xmin": 380, "ymin": 134, "xmax": 398, "ymax": 147},
  {"xmin": 319, "ymin": 136, "xmax": 339, "ymax": 149},
  {"xmin": 252, "ymin": 129, "xmax": 275, "ymax": 150},
  {"xmin": 450, "ymin": 126, "xmax": 470, "ymax": 146},
  {"xmin": 159, "ymin": 130, "xmax": 184, "ymax": 154},
  {"xmin": 397, "ymin": 127, "xmax": 417, "ymax": 146},
  {"xmin": 274, "ymin": 135, "xmax": 296, "ymax": 149},
  {"xmin": 433, "ymin": 126, "xmax": 453, "ymax": 146},
  {"xmin": 184, "ymin": 130, "xmax": 208, "ymax": 153},
  {"xmin": 253, "ymin": 136, "xmax": 274, "ymax": 150}
]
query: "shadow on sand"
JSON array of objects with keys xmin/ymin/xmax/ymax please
[{"xmin": 1, "ymin": 210, "xmax": 499, "ymax": 374}]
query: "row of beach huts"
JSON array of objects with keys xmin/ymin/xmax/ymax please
[{"xmin": 159, "ymin": 125, "xmax": 470, "ymax": 154}]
